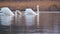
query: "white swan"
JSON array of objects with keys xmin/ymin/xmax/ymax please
[
  {"xmin": 24, "ymin": 8, "xmax": 36, "ymax": 26},
  {"xmin": 24, "ymin": 8, "xmax": 37, "ymax": 15},
  {"xmin": 15, "ymin": 10, "xmax": 22, "ymax": 16},
  {"xmin": 0, "ymin": 7, "xmax": 14, "ymax": 16},
  {"xmin": 0, "ymin": 7, "xmax": 14, "ymax": 26}
]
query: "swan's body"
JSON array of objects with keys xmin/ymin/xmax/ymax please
[
  {"xmin": 0, "ymin": 7, "xmax": 14, "ymax": 16},
  {"xmin": 25, "ymin": 8, "xmax": 37, "ymax": 15}
]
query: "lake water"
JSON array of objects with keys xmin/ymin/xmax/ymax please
[{"xmin": 0, "ymin": 12, "xmax": 60, "ymax": 34}]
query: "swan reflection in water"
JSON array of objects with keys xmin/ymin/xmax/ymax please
[
  {"xmin": 25, "ymin": 15, "xmax": 36, "ymax": 26},
  {"xmin": 0, "ymin": 15, "xmax": 14, "ymax": 26}
]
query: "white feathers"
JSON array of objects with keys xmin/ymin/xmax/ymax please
[
  {"xmin": 25, "ymin": 8, "xmax": 37, "ymax": 15},
  {"xmin": 0, "ymin": 7, "xmax": 14, "ymax": 16}
]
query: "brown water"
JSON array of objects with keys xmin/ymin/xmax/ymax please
[{"xmin": 0, "ymin": 12, "xmax": 60, "ymax": 34}]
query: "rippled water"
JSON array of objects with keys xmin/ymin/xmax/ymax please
[{"xmin": 0, "ymin": 12, "xmax": 60, "ymax": 34}]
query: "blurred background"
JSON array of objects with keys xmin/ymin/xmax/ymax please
[{"xmin": 0, "ymin": 0, "xmax": 60, "ymax": 11}]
